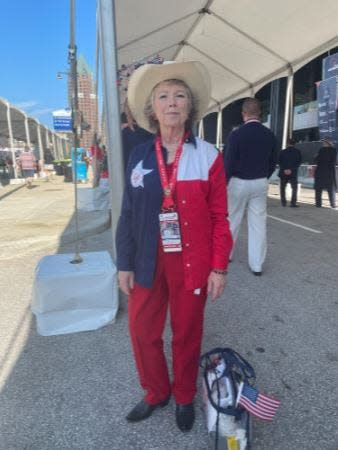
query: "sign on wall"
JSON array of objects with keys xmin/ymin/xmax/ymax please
[{"xmin": 52, "ymin": 109, "xmax": 73, "ymax": 132}]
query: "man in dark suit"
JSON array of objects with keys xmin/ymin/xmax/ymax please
[
  {"xmin": 314, "ymin": 138, "xmax": 337, "ymax": 208},
  {"xmin": 224, "ymin": 98, "xmax": 277, "ymax": 276},
  {"xmin": 278, "ymin": 138, "xmax": 302, "ymax": 207}
]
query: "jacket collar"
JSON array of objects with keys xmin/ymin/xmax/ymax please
[
  {"xmin": 152, "ymin": 130, "xmax": 197, "ymax": 148},
  {"xmin": 244, "ymin": 119, "xmax": 261, "ymax": 124}
]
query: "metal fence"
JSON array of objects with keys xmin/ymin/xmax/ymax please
[{"xmin": 270, "ymin": 164, "xmax": 338, "ymax": 190}]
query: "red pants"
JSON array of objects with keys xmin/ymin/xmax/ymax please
[{"xmin": 128, "ymin": 245, "xmax": 207, "ymax": 405}]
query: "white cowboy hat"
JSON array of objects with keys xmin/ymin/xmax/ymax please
[{"xmin": 127, "ymin": 60, "xmax": 211, "ymax": 132}]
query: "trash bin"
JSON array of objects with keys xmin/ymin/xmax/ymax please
[
  {"xmin": 55, "ymin": 164, "xmax": 64, "ymax": 176},
  {"xmin": 64, "ymin": 164, "xmax": 73, "ymax": 182}
]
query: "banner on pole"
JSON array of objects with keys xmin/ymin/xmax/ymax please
[
  {"xmin": 322, "ymin": 53, "xmax": 338, "ymax": 80},
  {"xmin": 316, "ymin": 77, "xmax": 338, "ymax": 143}
]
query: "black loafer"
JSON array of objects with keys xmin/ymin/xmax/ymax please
[
  {"xmin": 175, "ymin": 403, "xmax": 195, "ymax": 432},
  {"xmin": 252, "ymin": 271, "xmax": 262, "ymax": 276},
  {"xmin": 126, "ymin": 398, "xmax": 170, "ymax": 422}
]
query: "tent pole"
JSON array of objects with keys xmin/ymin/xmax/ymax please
[
  {"xmin": 45, "ymin": 129, "xmax": 50, "ymax": 156},
  {"xmin": 98, "ymin": 0, "xmax": 124, "ymax": 261},
  {"xmin": 37, "ymin": 123, "xmax": 44, "ymax": 175},
  {"xmin": 282, "ymin": 71, "xmax": 293, "ymax": 149},
  {"xmin": 52, "ymin": 134, "xmax": 58, "ymax": 160},
  {"xmin": 24, "ymin": 114, "xmax": 31, "ymax": 148},
  {"xmin": 6, "ymin": 101, "xmax": 17, "ymax": 179},
  {"xmin": 198, "ymin": 119, "xmax": 205, "ymax": 139},
  {"xmin": 288, "ymin": 77, "xmax": 294, "ymax": 139},
  {"xmin": 216, "ymin": 107, "xmax": 222, "ymax": 151}
]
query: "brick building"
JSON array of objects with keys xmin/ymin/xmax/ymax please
[{"xmin": 75, "ymin": 55, "xmax": 98, "ymax": 150}]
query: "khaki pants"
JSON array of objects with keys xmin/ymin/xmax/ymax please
[{"xmin": 228, "ymin": 177, "xmax": 268, "ymax": 272}]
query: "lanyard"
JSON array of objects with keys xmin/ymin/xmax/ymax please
[{"xmin": 155, "ymin": 131, "xmax": 189, "ymax": 211}]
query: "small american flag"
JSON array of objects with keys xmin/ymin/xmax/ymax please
[{"xmin": 237, "ymin": 382, "xmax": 280, "ymax": 421}]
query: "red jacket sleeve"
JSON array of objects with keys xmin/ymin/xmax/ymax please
[{"xmin": 207, "ymin": 152, "xmax": 233, "ymax": 270}]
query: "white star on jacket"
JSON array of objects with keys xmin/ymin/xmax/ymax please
[{"xmin": 130, "ymin": 160, "xmax": 153, "ymax": 188}]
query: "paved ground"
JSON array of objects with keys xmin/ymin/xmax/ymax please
[
  {"xmin": 0, "ymin": 177, "xmax": 110, "ymax": 260},
  {"xmin": 0, "ymin": 179, "xmax": 338, "ymax": 449}
]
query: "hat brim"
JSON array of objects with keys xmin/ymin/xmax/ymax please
[{"xmin": 127, "ymin": 61, "xmax": 211, "ymax": 133}]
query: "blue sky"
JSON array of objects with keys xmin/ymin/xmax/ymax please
[{"xmin": 0, "ymin": 0, "xmax": 96, "ymax": 129}]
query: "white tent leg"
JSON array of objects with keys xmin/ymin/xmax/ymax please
[
  {"xmin": 52, "ymin": 134, "xmax": 58, "ymax": 160},
  {"xmin": 6, "ymin": 101, "xmax": 17, "ymax": 178},
  {"xmin": 282, "ymin": 72, "xmax": 294, "ymax": 149},
  {"xmin": 57, "ymin": 138, "xmax": 64, "ymax": 160},
  {"xmin": 198, "ymin": 119, "xmax": 205, "ymax": 139},
  {"xmin": 98, "ymin": 0, "xmax": 124, "ymax": 259},
  {"xmin": 24, "ymin": 114, "xmax": 31, "ymax": 148},
  {"xmin": 37, "ymin": 123, "xmax": 44, "ymax": 174},
  {"xmin": 45, "ymin": 129, "xmax": 50, "ymax": 155},
  {"xmin": 216, "ymin": 108, "xmax": 223, "ymax": 151}
]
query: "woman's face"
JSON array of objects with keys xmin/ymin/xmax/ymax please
[{"xmin": 152, "ymin": 81, "xmax": 190, "ymax": 131}]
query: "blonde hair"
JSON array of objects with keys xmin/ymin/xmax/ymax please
[{"xmin": 144, "ymin": 79, "xmax": 198, "ymax": 132}]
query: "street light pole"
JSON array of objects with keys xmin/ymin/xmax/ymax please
[{"xmin": 68, "ymin": 0, "xmax": 83, "ymax": 264}]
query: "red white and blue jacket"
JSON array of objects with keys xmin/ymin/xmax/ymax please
[{"xmin": 116, "ymin": 133, "xmax": 233, "ymax": 289}]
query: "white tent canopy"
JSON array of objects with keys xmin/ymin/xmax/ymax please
[
  {"xmin": 97, "ymin": 0, "xmax": 338, "ymax": 244},
  {"xmin": 115, "ymin": 0, "xmax": 338, "ymax": 113}
]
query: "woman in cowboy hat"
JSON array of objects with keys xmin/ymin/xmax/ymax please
[{"xmin": 116, "ymin": 60, "xmax": 233, "ymax": 432}]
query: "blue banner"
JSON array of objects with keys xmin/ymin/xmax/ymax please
[
  {"xmin": 317, "ymin": 77, "xmax": 338, "ymax": 143},
  {"xmin": 322, "ymin": 53, "xmax": 338, "ymax": 80},
  {"xmin": 53, "ymin": 116, "xmax": 73, "ymax": 132}
]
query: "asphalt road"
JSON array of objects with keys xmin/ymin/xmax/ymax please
[{"xmin": 0, "ymin": 182, "xmax": 337, "ymax": 450}]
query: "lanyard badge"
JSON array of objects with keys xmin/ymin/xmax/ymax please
[{"xmin": 155, "ymin": 132, "xmax": 189, "ymax": 253}]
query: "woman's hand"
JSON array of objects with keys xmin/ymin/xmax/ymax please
[
  {"xmin": 207, "ymin": 271, "xmax": 227, "ymax": 301},
  {"xmin": 118, "ymin": 271, "xmax": 135, "ymax": 296}
]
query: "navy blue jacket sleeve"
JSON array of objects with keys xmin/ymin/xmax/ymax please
[{"xmin": 115, "ymin": 162, "xmax": 136, "ymax": 272}]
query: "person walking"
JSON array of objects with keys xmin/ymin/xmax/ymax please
[
  {"xmin": 278, "ymin": 138, "xmax": 302, "ymax": 207},
  {"xmin": 314, "ymin": 138, "xmax": 337, "ymax": 208},
  {"xmin": 17, "ymin": 146, "xmax": 37, "ymax": 188},
  {"xmin": 223, "ymin": 98, "xmax": 277, "ymax": 276},
  {"xmin": 116, "ymin": 60, "xmax": 232, "ymax": 432},
  {"xmin": 90, "ymin": 136, "xmax": 104, "ymax": 187}
]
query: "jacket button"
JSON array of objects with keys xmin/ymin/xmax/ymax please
[
  {"xmin": 182, "ymin": 200, "xmax": 186, "ymax": 204},
  {"xmin": 184, "ymin": 222, "xmax": 188, "ymax": 226},
  {"xmin": 186, "ymin": 263, "xmax": 191, "ymax": 267},
  {"xmin": 185, "ymin": 243, "xmax": 190, "ymax": 247}
]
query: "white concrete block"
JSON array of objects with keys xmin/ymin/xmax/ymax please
[
  {"xmin": 77, "ymin": 187, "xmax": 111, "ymax": 211},
  {"xmin": 32, "ymin": 251, "xmax": 118, "ymax": 336}
]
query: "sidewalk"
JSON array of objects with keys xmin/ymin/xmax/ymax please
[
  {"xmin": 0, "ymin": 176, "xmax": 110, "ymax": 260},
  {"xmin": 1, "ymin": 178, "xmax": 338, "ymax": 449}
]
